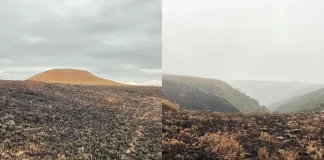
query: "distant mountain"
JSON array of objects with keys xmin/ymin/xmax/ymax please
[
  {"xmin": 163, "ymin": 79, "xmax": 240, "ymax": 113},
  {"xmin": 229, "ymin": 80, "xmax": 324, "ymax": 108},
  {"xmin": 273, "ymin": 88, "xmax": 324, "ymax": 113},
  {"xmin": 163, "ymin": 74, "xmax": 265, "ymax": 113}
]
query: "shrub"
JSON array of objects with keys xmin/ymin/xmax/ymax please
[
  {"xmin": 259, "ymin": 132, "xmax": 276, "ymax": 143},
  {"xmin": 278, "ymin": 149, "xmax": 298, "ymax": 160},
  {"xmin": 306, "ymin": 141, "xmax": 324, "ymax": 159},
  {"xmin": 162, "ymin": 99, "xmax": 179, "ymax": 114},
  {"xmin": 258, "ymin": 147, "xmax": 270, "ymax": 160},
  {"xmin": 198, "ymin": 132, "xmax": 245, "ymax": 159}
]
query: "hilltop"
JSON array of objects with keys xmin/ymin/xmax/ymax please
[
  {"xmin": 163, "ymin": 79, "xmax": 240, "ymax": 113},
  {"xmin": 229, "ymin": 80, "xmax": 324, "ymax": 108},
  {"xmin": 27, "ymin": 69, "xmax": 122, "ymax": 86},
  {"xmin": 273, "ymin": 88, "xmax": 324, "ymax": 113},
  {"xmin": 163, "ymin": 74, "xmax": 264, "ymax": 113}
]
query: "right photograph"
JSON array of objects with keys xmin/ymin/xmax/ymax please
[{"xmin": 162, "ymin": 0, "xmax": 324, "ymax": 159}]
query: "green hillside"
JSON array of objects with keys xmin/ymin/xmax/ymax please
[
  {"xmin": 163, "ymin": 74, "xmax": 266, "ymax": 113},
  {"xmin": 274, "ymin": 88, "xmax": 324, "ymax": 113},
  {"xmin": 229, "ymin": 80, "xmax": 324, "ymax": 107}
]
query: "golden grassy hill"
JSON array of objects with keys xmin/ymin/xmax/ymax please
[{"xmin": 27, "ymin": 69, "xmax": 123, "ymax": 86}]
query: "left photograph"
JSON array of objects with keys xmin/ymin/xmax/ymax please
[{"xmin": 0, "ymin": 0, "xmax": 162, "ymax": 159}]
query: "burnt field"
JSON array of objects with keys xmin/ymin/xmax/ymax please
[
  {"xmin": 163, "ymin": 110, "xmax": 324, "ymax": 160},
  {"xmin": 0, "ymin": 80, "xmax": 162, "ymax": 159}
]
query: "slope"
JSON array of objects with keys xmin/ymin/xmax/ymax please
[
  {"xmin": 0, "ymin": 80, "xmax": 161, "ymax": 159},
  {"xmin": 274, "ymin": 88, "xmax": 324, "ymax": 113},
  {"xmin": 27, "ymin": 69, "xmax": 122, "ymax": 86},
  {"xmin": 163, "ymin": 74, "xmax": 263, "ymax": 113},
  {"xmin": 163, "ymin": 79, "xmax": 240, "ymax": 113}
]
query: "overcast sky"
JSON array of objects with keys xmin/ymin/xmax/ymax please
[
  {"xmin": 163, "ymin": 0, "xmax": 324, "ymax": 84},
  {"xmin": 0, "ymin": 0, "xmax": 161, "ymax": 86}
]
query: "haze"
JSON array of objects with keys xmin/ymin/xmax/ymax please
[
  {"xmin": 163, "ymin": 0, "xmax": 324, "ymax": 84},
  {"xmin": 0, "ymin": 0, "xmax": 161, "ymax": 86}
]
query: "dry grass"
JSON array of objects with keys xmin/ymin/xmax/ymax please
[
  {"xmin": 278, "ymin": 149, "xmax": 298, "ymax": 160},
  {"xmin": 199, "ymin": 132, "xmax": 245, "ymax": 159},
  {"xmin": 306, "ymin": 141, "xmax": 324, "ymax": 159},
  {"xmin": 106, "ymin": 97, "xmax": 116, "ymax": 103},
  {"xmin": 162, "ymin": 99, "xmax": 179, "ymax": 113},
  {"xmin": 258, "ymin": 147, "xmax": 270, "ymax": 160},
  {"xmin": 259, "ymin": 132, "xmax": 277, "ymax": 143},
  {"xmin": 257, "ymin": 147, "xmax": 298, "ymax": 160},
  {"xmin": 163, "ymin": 109, "xmax": 324, "ymax": 159}
]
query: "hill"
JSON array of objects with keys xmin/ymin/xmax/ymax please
[
  {"xmin": 0, "ymin": 80, "xmax": 161, "ymax": 159},
  {"xmin": 27, "ymin": 69, "xmax": 122, "ymax": 86},
  {"xmin": 163, "ymin": 79, "xmax": 240, "ymax": 113},
  {"xmin": 163, "ymin": 74, "xmax": 264, "ymax": 113},
  {"xmin": 273, "ymin": 88, "xmax": 324, "ymax": 113},
  {"xmin": 229, "ymin": 80, "xmax": 324, "ymax": 108}
]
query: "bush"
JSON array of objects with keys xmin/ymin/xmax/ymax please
[
  {"xmin": 162, "ymin": 99, "xmax": 179, "ymax": 114},
  {"xmin": 199, "ymin": 132, "xmax": 245, "ymax": 159}
]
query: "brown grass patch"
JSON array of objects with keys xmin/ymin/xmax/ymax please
[
  {"xmin": 199, "ymin": 132, "xmax": 245, "ymax": 159},
  {"xmin": 107, "ymin": 97, "xmax": 116, "ymax": 103},
  {"xmin": 278, "ymin": 149, "xmax": 298, "ymax": 160},
  {"xmin": 162, "ymin": 99, "xmax": 179, "ymax": 114},
  {"xmin": 306, "ymin": 141, "xmax": 324, "ymax": 159},
  {"xmin": 258, "ymin": 147, "xmax": 270, "ymax": 160},
  {"xmin": 259, "ymin": 132, "xmax": 276, "ymax": 143}
]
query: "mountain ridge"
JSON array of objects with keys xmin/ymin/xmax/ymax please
[
  {"xmin": 163, "ymin": 79, "xmax": 240, "ymax": 113},
  {"xmin": 163, "ymin": 74, "xmax": 265, "ymax": 113}
]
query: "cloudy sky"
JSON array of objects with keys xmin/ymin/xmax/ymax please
[
  {"xmin": 163, "ymin": 0, "xmax": 324, "ymax": 84},
  {"xmin": 0, "ymin": 0, "xmax": 161, "ymax": 86}
]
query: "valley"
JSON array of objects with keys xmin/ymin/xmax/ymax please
[{"xmin": 162, "ymin": 74, "xmax": 324, "ymax": 160}]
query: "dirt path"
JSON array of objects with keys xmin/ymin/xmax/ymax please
[{"xmin": 123, "ymin": 97, "xmax": 162, "ymax": 159}]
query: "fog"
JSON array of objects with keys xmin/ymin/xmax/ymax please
[{"xmin": 163, "ymin": 0, "xmax": 324, "ymax": 84}]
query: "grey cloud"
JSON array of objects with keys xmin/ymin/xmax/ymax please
[{"xmin": 0, "ymin": 0, "xmax": 161, "ymax": 85}]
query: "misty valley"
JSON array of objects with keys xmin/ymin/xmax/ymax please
[{"xmin": 162, "ymin": 74, "xmax": 324, "ymax": 160}]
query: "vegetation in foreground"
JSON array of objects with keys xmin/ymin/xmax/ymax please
[
  {"xmin": 162, "ymin": 99, "xmax": 179, "ymax": 115},
  {"xmin": 0, "ymin": 80, "xmax": 162, "ymax": 159},
  {"xmin": 163, "ymin": 109, "xmax": 324, "ymax": 160}
]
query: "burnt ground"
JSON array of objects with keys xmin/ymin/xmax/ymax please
[
  {"xmin": 163, "ymin": 110, "xmax": 324, "ymax": 160},
  {"xmin": 0, "ymin": 80, "xmax": 162, "ymax": 160}
]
